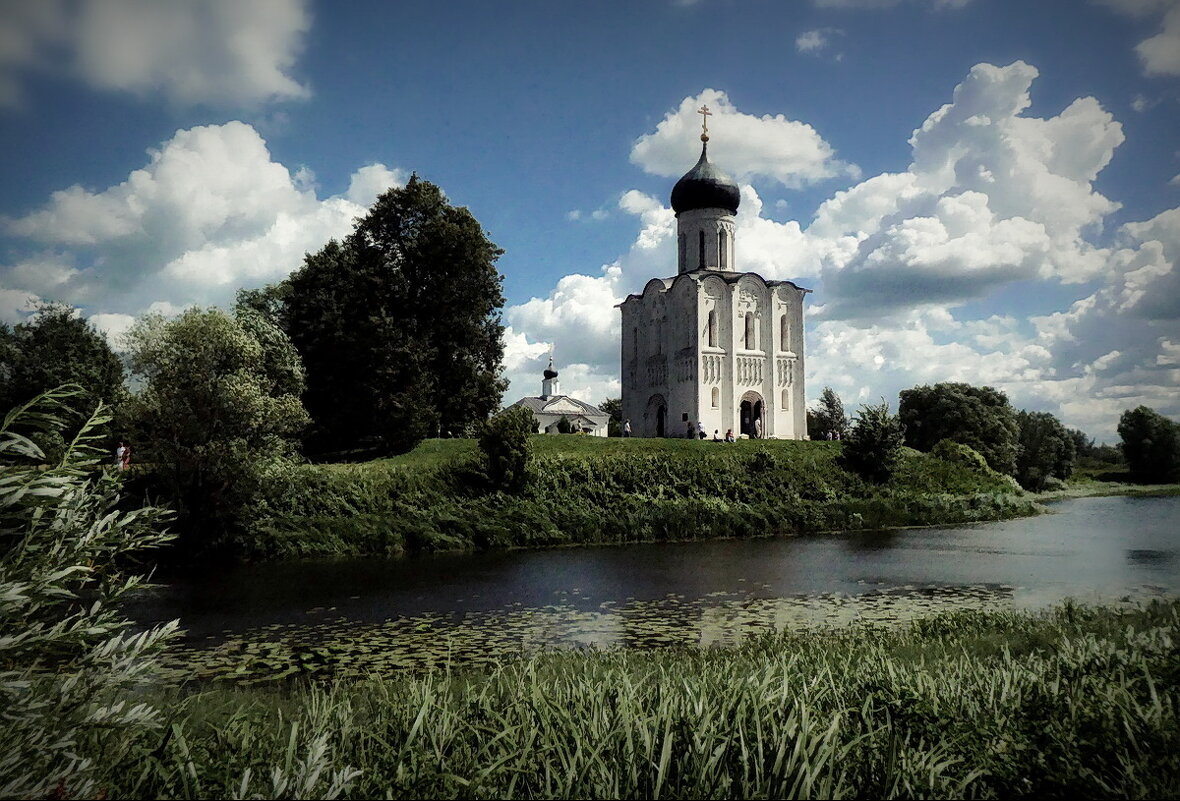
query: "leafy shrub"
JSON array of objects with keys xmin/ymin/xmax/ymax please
[
  {"xmin": 479, "ymin": 406, "xmax": 534, "ymax": 492},
  {"xmin": 0, "ymin": 388, "xmax": 177, "ymax": 799},
  {"xmin": 932, "ymin": 439, "xmax": 991, "ymax": 473},
  {"xmin": 839, "ymin": 400, "xmax": 905, "ymax": 484}
]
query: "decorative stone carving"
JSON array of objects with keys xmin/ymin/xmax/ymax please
[{"xmin": 737, "ymin": 355, "xmax": 764, "ymax": 386}]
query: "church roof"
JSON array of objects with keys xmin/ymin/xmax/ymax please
[
  {"xmin": 670, "ymin": 142, "xmax": 741, "ymax": 216},
  {"xmin": 617, "ymin": 270, "xmax": 811, "ymax": 305},
  {"xmin": 510, "ymin": 394, "xmax": 609, "ymax": 420}
]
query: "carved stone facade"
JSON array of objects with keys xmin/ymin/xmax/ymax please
[
  {"xmin": 620, "ymin": 271, "xmax": 808, "ymax": 439},
  {"xmin": 618, "ymin": 130, "xmax": 809, "ymax": 439}
]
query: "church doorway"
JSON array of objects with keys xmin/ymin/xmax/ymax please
[
  {"xmin": 739, "ymin": 391, "xmax": 764, "ymax": 438},
  {"xmin": 645, "ymin": 394, "xmax": 668, "ymax": 438}
]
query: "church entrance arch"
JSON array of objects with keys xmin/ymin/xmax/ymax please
[
  {"xmin": 739, "ymin": 390, "xmax": 764, "ymax": 438},
  {"xmin": 645, "ymin": 394, "xmax": 668, "ymax": 438}
]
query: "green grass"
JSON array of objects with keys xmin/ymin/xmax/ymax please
[
  {"xmin": 94, "ymin": 600, "xmax": 1180, "ymax": 799},
  {"xmin": 220, "ymin": 436, "xmax": 1040, "ymax": 560},
  {"xmin": 372, "ymin": 435, "xmax": 842, "ymax": 468}
]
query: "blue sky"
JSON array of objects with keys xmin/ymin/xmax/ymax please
[{"xmin": 1, "ymin": 0, "xmax": 1177, "ymax": 441}]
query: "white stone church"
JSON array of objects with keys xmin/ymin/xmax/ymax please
[{"xmin": 619, "ymin": 109, "xmax": 809, "ymax": 439}]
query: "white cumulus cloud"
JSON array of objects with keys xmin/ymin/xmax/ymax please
[
  {"xmin": 630, "ymin": 89, "xmax": 859, "ymax": 188},
  {"xmin": 0, "ymin": 0, "xmax": 310, "ymax": 107},
  {"xmin": 1094, "ymin": 0, "xmax": 1180, "ymax": 76},
  {"xmin": 818, "ymin": 61, "xmax": 1124, "ymax": 317},
  {"xmin": 0, "ymin": 121, "xmax": 402, "ymax": 323}
]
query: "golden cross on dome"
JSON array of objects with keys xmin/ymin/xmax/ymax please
[{"xmin": 698, "ymin": 104, "xmax": 711, "ymax": 141}]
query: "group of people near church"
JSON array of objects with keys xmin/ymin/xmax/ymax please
[
  {"xmin": 685, "ymin": 421, "xmax": 740, "ymax": 442},
  {"xmin": 619, "ymin": 418, "xmax": 757, "ymax": 441}
]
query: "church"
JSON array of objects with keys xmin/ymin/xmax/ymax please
[
  {"xmin": 619, "ymin": 108, "xmax": 809, "ymax": 439},
  {"xmin": 508, "ymin": 355, "xmax": 610, "ymax": 436}
]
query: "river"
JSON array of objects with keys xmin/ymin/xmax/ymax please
[{"xmin": 131, "ymin": 494, "xmax": 1180, "ymax": 679}]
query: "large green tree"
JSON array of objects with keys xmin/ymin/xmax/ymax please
[
  {"xmin": 838, "ymin": 400, "xmax": 905, "ymax": 484},
  {"xmin": 124, "ymin": 305, "xmax": 308, "ymax": 546},
  {"xmin": 1117, "ymin": 406, "xmax": 1180, "ymax": 483},
  {"xmin": 0, "ymin": 303, "xmax": 125, "ymax": 424},
  {"xmin": 1014, "ymin": 410, "xmax": 1077, "ymax": 491},
  {"xmin": 807, "ymin": 386, "xmax": 849, "ymax": 441},
  {"xmin": 279, "ymin": 176, "xmax": 507, "ymax": 455},
  {"xmin": 898, "ymin": 382, "xmax": 1020, "ymax": 475}
]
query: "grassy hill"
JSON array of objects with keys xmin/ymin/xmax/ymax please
[{"xmin": 230, "ymin": 436, "xmax": 1037, "ymax": 560}]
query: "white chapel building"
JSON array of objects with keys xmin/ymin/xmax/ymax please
[
  {"xmin": 619, "ymin": 109, "xmax": 809, "ymax": 439},
  {"xmin": 509, "ymin": 357, "xmax": 610, "ymax": 436}
]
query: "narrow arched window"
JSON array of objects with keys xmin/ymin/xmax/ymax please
[
  {"xmin": 678, "ymin": 234, "xmax": 686, "ymax": 271},
  {"xmin": 698, "ymin": 230, "xmax": 705, "ymax": 269},
  {"xmin": 707, "ymin": 309, "xmax": 717, "ymax": 348},
  {"xmin": 782, "ymin": 389, "xmax": 790, "ymax": 410},
  {"xmin": 712, "ymin": 387, "xmax": 720, "ymax": 408},
  {"xmin": 718, "ymin": 230, "xmax": 726, "ymax": 270},
  {"xmin": 744, "ymin": 312, "xmax": 755, "ymax": 350},
  {"xmin": 780, "ymin": 314, "xmax": 789, "ymax": 351}
]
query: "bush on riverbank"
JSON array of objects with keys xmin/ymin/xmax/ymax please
[
  {"xmin": 93, "ymin": 600, "xmax": 1180, "ymax": 799},
  {"xmin": 220, "ymin": 437, "xmax": 1035, "ymax": 560}
]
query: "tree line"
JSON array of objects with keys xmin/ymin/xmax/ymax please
[{"xmin": 806, "ymin": 382, "xmax": 1180, "ymax": 489}]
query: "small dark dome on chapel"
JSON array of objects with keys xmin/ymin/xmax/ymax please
[{"xmin": 670, "ymin": 142, "xmax": 741, "ymax": 216}]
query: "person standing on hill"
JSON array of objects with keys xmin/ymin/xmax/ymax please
[{"xmin": 623, "ymin": 419, "xmax": 631, "ymax": 437}]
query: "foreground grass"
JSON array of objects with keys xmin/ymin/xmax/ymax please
[{"xmin": 95, "ymin": 600, "xmax": 1180, "ymax": 800}]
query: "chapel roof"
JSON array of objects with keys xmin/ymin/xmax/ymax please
[{"xmin": 510, "ymin": 395, "xmax": 609, "ymax": 420}]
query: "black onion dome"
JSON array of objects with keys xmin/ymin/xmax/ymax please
[
  {"xmin": 670, "ymin": 143, "xmax": 740, "ymax": 215},
  {"xmin": 543, "ymin": 367, "xmax": 559, "ymax": 380}
]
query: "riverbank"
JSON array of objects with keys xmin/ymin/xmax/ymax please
[
  {"xmin": 100, "ymin": 600, "xmax": 1180, "ymax": 799},
  {"xmin": 1036, "ymin": 479, "xmax": 1180, "ymax": 502},
  {"xmin": 226, "ymin": 437, "xmax": 1041, "ymax": 560}
]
